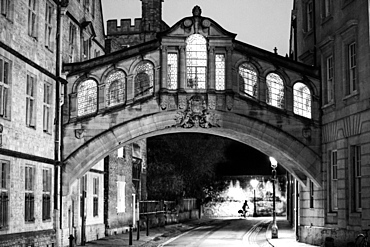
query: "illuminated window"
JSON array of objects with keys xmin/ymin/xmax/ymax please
[
  {"xmin": 293, "ymin": 82, "xmax": 311, "ymax": 118},
  {"xmin": 77, "ymin": 79, "xmax": 97, "ymax": 116},
  {"xmin": 106, "ymin": 70, "xmax": 126, "ymax": 107},
  {"xmin": 186, "ymin": 34, "xmax": 207, "ymax": 89},
  {"xmin": 266, "ymin": 73, "xmax": 284, "ymax": 108},
  {"xmin": 215, "ymin": 54, "xmax": 225, "ymax": 90},
  {"xmin": 167, "ymin": 53, "xmax": 178, "ymax": 90},
  {"xmin": 239, "ymin": 63, "xmax": 257, "ymax": 97},
  {"xmin": 135, "ymin": 62, "xmax": 153, "ymax": 97}
]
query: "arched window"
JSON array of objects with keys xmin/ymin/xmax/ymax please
[
  {"xmin": 293, "ymin": 82, "xmax": 311, "ymax": 118},
  {"xmin": 105, "ymin": 70, "xmax": 126, "ymax": 107},
  {"xmin": 77, "ymin": 78, "xmax": 97, "ymax": 116},
  {"xmin": 186, "ymin": 34, "xmax": 207, "ymax": 89},
  {"xmin": 266, "ymin": 73, "xmax": 284, "ymax": 108},
  {"xmin": 135, "ymin": 62, "xmax": 153, "ymax": 98},
  {"xmin": 239, "ymin": 63, "xmax": 258, "ymax": 97}
]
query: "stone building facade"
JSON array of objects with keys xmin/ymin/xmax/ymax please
[
  {"xmin": 0, "ymin": 0, "xmax": 105, "ymax": 246},
  {"xmin": 291, "ymin": 0, "xmax": 370, "ymax": 246}
]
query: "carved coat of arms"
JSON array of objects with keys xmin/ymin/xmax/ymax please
[{"xmin": 170, "ymin": 95, "xmax": 220, "ymax": 128}]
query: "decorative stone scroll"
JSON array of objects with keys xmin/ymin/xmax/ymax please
[
  {"xmin": 75, "ymin": 129, "xmax": 86, "ymax": 139},
  {"xmin": 169, "ymin": 95, "xmax": 220, "ymax": 129}
]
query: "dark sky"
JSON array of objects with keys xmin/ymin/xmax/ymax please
[{"xmin": 147, "ymin": 133, "xmax": 286, "ymax": 177}]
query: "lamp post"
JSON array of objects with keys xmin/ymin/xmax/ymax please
[
  {"xmin": 250, "ymin": 179, "xmax": 259, "ymax": 217},
  {"xmin": 269, "ymin": 156, "xmax": 278, "ymax": 239}
]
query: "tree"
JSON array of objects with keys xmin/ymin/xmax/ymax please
[{"xmin": 147, "ymin": 133, "xmax": 229, "ymax": 200}]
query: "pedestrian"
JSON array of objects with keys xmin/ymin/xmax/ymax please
[{"xmin": 242, "ymin": 200, "xmax": 249, "ymax": 217}]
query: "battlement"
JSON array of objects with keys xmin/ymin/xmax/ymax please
[{"xmin": 107, "ymin": 18, "xmax": 142, "ymax": 35}]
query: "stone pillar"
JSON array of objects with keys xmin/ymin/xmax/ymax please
[
  {"xmin": 161, "ymin": 46, "xmax": 167, "ymax": 90},
  {"xmin": 225, "ymin": 47, "xmax": 233, "ymax": 91},
  {"xmin": 126, "ymin": 74, "xmax": 135, "ymax": 103},
  {"xmin": 208, "ymin": 47, "xmax": 215, "ymax": 91},
  {"xmin": 259, "ymin": 75, "xmax": 267, "ymax": 103},
  {"xmin": 179, "ymin": 46, "xmax": 186, "ymax": 91}
]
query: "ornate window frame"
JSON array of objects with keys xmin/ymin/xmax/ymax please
[
  {"xmin": 265, "ymin": 72, "xmax": 285, "ymax": 109},
  {"xmin": 105, "ymin": 70, "xmax": 126, "ymax": 107},
  {"xmin": 293, "ymin": 82, "xmax": 312, "ymax": 118},
  {"xmin": 76, "ymin": 78, "xmax": 98, "ymax": 117},
  {"xmin": 186, "ymin": 34, "xmax": 207, "ymax": 90},
  {"xmin": 134, "ymin": 61, "xmax": 154, "ymax": 98}
]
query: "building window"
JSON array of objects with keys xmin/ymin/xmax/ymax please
[
  {"xmin": 0, "ymin": 0, "xmax": 13, "ymax": 19},
  {"xmin": 347, "ymin": 42, "xmax": 357, "ymax": 95},
  {"xmin": 293, "ymin": 82, "xmax": 311, "ymax": 118},
  {"xmin": 43, "ymin": 82, "xmax": 52, "ymax": 133},
  {"xmin": 186, "ymin": 34, "xmax": 207, "ymax": 89},
  {"xmin": 25, "ymin": 165, "xmax": 35, "ymax": 222},
  {"xmin": 309, "ymin": 181, "xmax": 314, "ymax": 208},
  {"xmin": 117, "ymin": 181, "xmax": 126, "ymax": 213},
  {"xmin": 106, "ymin": 70, "xmax": 126, "ymax": 107},
  {"xmin": 328, "ymin": 150, "xmax": 338, "ymax": 211},
  {"xmin": 82, "ymin": 38, "xmax": 90, "ymax": 61},
  {"xmin": 0, "ymin": 160, "xmax": 9, "ymax": 229},
  {"xmin": 26, "ymin": 74, "xmax": 36, "ymax": 128},
  {"xmin": 167, "ymin": 53, "xmax": 178, "ymax": 90},
  {"xmin": 28, "ymin": 0, "xmax": 38, "ymax": 38},
  {"xmin": 326, "ymin": 56, "xmax": 334, "ymax": 104},
  {"xmin": 215, "ymin": 54, "xmax": 225, "ymax": 91},
  {"xmin": 306, "ymin": 1, "xmax": 313, "ymax": 32},
  {"xmin": 0, "ymin": 57, "xmax": 10, "ymax": 119},
  {"xmin": 93, "ymin": 177, "xmax": 98, "ymax": 217},
  {"xmin": 322, "ymin": 0, "xmax": 331, "ymax": 18},
  {"xmin": 134, "ymin": 62, "xmax": 153, "ymax": 98},
  {"xmin": 42, "ymin": 168, "xmax": 51, "ymax": 221},
  {"xmin": 239, "ymin": 63, "xmax": 257, "ymax": 97},
  {"xmin": 44, "ymin": 2, "xmax": 53, "ymax": 49},
  {"xmin": 68, "ymin": 23, "xmax": 77, "ymax": 63},
  {"xmin": 266, "ymin": 73, "xmax": 284, "ymax": 109},
  {"xmin": 351, "ymin": 145, "xmax": 361, "ymax": 211},
  {"xmin": 77, "ymin": 79, "xmax": 97, "ymax": 117}
]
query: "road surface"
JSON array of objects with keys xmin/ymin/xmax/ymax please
[{"xmin": 159, "ymin": 217, "xmax": 270, "ymax": 247}]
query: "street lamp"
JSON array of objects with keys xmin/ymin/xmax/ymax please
[
  {"xmin": 250, "ymin": 179, "xmax": 259, "ymax": 217},
  {"xmin": 269, "ymin": 156, "xmax": 278, "ymax": 239}
]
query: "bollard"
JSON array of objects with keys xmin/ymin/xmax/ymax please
[
  {"xmin": 137, "ymin": 220, "xmax": 140, "ymax": 240},
  {"xmin": 146, "ymin": 216, "xmax": 149, "ymax": 236},
  {"xmin": 68, "ymin": 235, "xmax": 75, "ymax": 247},
  {"xmin": 129, "ymin": 224, "xmax": 133, "ymax": 245}
]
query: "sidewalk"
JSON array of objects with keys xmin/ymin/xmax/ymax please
[{"xmin": 266, "ymin": 217, "xmax": 317, "ymax": 247}]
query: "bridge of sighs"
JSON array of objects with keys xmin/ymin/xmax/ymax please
[{"xmin": 61, "ymin": 7, "xmax": 321, "ymax": 195}]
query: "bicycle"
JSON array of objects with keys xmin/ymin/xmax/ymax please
[{"xmin": 355, "ymin": 227, "xmax": 370, "ymax": 247}]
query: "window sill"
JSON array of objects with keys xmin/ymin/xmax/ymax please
[
  {"xmin": 321, "ymin": 15, "xmax": 333, "ymax": 26},
  {"xmin": 342, "ymin": 91, "xmax": 359, "ymax": 105}
]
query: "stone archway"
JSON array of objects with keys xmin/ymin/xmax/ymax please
[{"xmin": 62, "ymin": 110, "xmax": 321, "ymax": 196}]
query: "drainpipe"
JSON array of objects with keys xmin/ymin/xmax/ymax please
[{"xmin": 312, "ymin": 0, "xmax": 317, "ymax": 67}]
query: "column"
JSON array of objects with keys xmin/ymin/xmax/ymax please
[
  {"xmin": 208, "ymin": 47, "xmax": 215, "ymax": 91},
  {"xmin": 161, "ymin": 45, "xmax": 168, "ymax": 90},
  {"xmin": 226, "ymin": 47, "xmax": 233, "ymax": 91},
  {"xmin": 179, "ymin": 46, "xmax": 186, "ymax": 91}
]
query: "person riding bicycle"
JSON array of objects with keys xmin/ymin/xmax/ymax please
[{"xmin": 242, "ymin": 200, "xmax": 249, "ymax": 217}]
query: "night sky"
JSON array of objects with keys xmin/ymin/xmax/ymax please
[{"xmin": 147, "ymin": 133, "xmax": 286, "ymax": 177}]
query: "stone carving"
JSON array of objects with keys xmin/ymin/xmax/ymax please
[
  {"xmin": 160, "ymin": 94, "xmax": 168, "ymax": 110},
  {"xmin": 226, "ymin": 94, "xmax": 234, "ymax": 111},
  {"xmin": 192, "ymin": 5, "xmax": 202, "ymax": 17},
  {"xmin": 170, "ymin": 95, "xmax": 220, "ymax": 129},
  {"xmin": 208, "ymin": 95, "xmax": 216, "ymax": 110},
  {"xmin": 302, "ymin": 127, "xmax": 311, "ymax": 140},
  {"xmin": 75, "ymin": 129, "xmax": 86, "ymax": 139},
  {"xmin": 184, "ymin": 18, "xmax": 193, "ymax": 28},
  {"xmin": 178, "ymin": 95, "xmax": 187, "ymax": 109}
]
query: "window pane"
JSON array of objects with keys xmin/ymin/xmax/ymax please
[
  {"xmin": 215, "ymin": 54, "xmax": 225, "ymax": 91},
  {"xmin": 293, "ymin": 82, "xmax": 311, "ymax": 118},
  {"xmin": 135, "ymin": 62, "xmax": 153, "ymax": 97},
  {"xmin": 77, "ymin": 79, "xmax": 97, "ymax": 116},
  {"xmin": 106, "ymin": 71, "xmax": 126, "ymax": 107},
  {"xmin": 167, "ymin": 53, "xmax": 178, "ymax": 90},
  {"xmin": 239, "ymin": 63, "xmax": 257, "ymax": 97},
  {"xmin": 186, "ymin": 34, "xmax": 207, "ymax": 89},
  {"xmin": 266, "ymin": 73, "xmax": 284, "ymax": 109}
]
